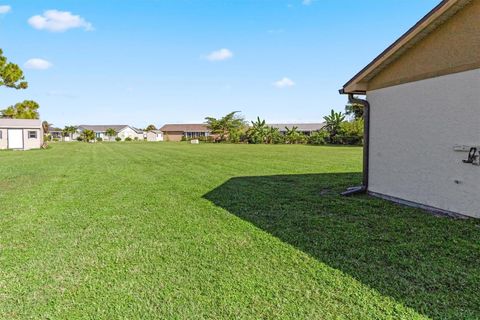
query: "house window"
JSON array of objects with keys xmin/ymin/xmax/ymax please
[
  {"xmin": 0, "ymin": 131, "xmax": 2, "ymax": 139},
  {"xmin": 28, "ymin": 131, "xmax": 37, "ymax": 139}
]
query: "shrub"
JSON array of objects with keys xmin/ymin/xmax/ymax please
[
  {"xmin": 286, "ymin": 133, "xmax": 307, "ymax": 145},
  {"xmin": 181, "ymin": 136, "xmax": 187, "ymax": 142},
  {"xmin": 77, "ymin": 137, "xmax": 83, "ymax": 142},
  {"xmin": 53, "ymin": 138, "xmax": 59, "ymax": 142},
  {"xmin": 134, "ymin": 137, "xmax": 139, "ymax": 141},
  {"xmin": 336, "ymin": 119, "xmax": 364, "ymax": 145},
  {"xmin": 308, "ymin": 130, "xmax": 329, "ymax": 145},
  {"xmin": 228, "ymin": 129, "xmax": 242, "ymax": 143},
  {"xmin": 115, "ymin": 137, "xmax": 121, "ymax": 142},
  {"xmin": 96, "ymin": 137, "xmax": 103, "ymax": 142},
  {"xmin": 125, "ymin": 137, "xmax": 133, "ymax": 142}
]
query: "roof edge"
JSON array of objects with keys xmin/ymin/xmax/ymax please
[{"xmin": 341, "ymin": 0, "xmax": 471, "ymax": 94}]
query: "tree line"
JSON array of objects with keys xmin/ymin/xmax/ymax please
[
  {"xmin": 0, "ymin": 48, "xmax": 364, "ymax": 146},
  {"xmin": 202, "ymin": 109, "xmax": 364, "ymax": 145}
]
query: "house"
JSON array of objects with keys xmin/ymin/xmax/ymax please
[
  {"xmin": 0, "ymin": 119, "xmax": 43, "ymax": 150},
  {"xmin": 48, "ymin": 126, "xmax": 63, "ymax": 140},
  {"xmin": 340, "ymin": 0, "xmax": 479, "ymax": 218},
  {"xmin": 159, "ymin": 124, "xmax": 210, "ymax": 142},
  {"xmin": 76, "ymin": 125, "xmax": 144, "ymax": 141},
  {"xmin": 146, "ymin": 130, "xmax": 164, "ymax": 142},
  {"xmin": 268, "ymin": 123, "xmax": 325, "ymax": 136}
]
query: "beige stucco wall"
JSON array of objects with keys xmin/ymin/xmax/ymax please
[
  {"xmin": 0, "ymin": 127, "xmax": 42, "ymax": 150},
  {"xmin": 146, "ymin": 132, "xmax": 163, "ymax": 142},
  {"xmin": 367, "ymin": 68, "xmax": 480, "ymax": 218},
  {"xmin": 368, "ymin": 0, "xmax": 480, "ymax": 91},
  {"xmin": 23, "ymin": 129, "xmax": 42, "ymax": 150},
  {"xmin": 164, "ymin": 131, "xmax": 183, "ymax": 142}
]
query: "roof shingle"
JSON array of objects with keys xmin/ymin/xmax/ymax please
[{"xmin": 160, "ymin": 124, "xmax": 210, "ymax": 132}]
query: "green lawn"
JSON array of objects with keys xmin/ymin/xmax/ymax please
[{"xmin": 0, "ymin": 142, "xmax": 479, "ymax": 319}]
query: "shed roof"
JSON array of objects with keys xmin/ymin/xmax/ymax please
[
  {"xmin": 160, "ymin": 124, "xmax": 210, "ymax": 132},
  {"xmin": 0, "ymin": 119, "xmax": 42, "ymax": 128},
  {"xmin": 341, "ymin": 0, "xmax": 473, "ymax": 94}
]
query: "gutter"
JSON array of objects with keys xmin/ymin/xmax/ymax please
[{"xmin": 338, "ymin": 90, "xmax": 370, "ymax": 196}]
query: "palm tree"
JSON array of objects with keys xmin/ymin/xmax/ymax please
[
  {"xmin": 145, "ymin": 124, "xmax": 156, "ymax": 131},
  {"xmin": 81, "ymin": 129, "xmax": 95, "ymax": 142},
  {"xmin": 285, "ymin": 126, "xmax": 298, "ymax": 144},
  {"xmin": 285, "ymin": 126, "xmax": 306, "ymax": 144},
  {"xmin": 62, "ymin": 126, "xmax": 78, "ymax": 140},
  {"xmin": 248, "ymin": 117, "xmax": 269, "ymax": 144},
  {"xmin": 266, "ymin": 126, "xmax": 281, "ymax": 144},
  {"xmin": 105, "ymin": 128, "xmax": 117, "ymax": 141},
  {"xmin": 323, "ymin": 109, "xmax": 345, "ymax": 141},
  {"xmin": 42, "ymin": 121, "xmax": 51, "ymax": 134}
]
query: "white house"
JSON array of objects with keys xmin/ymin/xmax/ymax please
[
  {"xmin": 0, "ymin": 119, "xmax": 43, "ymax": 150},
  {"xmin": 76, "ymin": 125, "xmax": 144, "ymax": 141},
  {"xmin": 340, "ymin": 0, "xmax": 479, "ymax": 218},
  {"xmin": 146, "ymin": 130, "xmax": 163, "ymax": 142}
]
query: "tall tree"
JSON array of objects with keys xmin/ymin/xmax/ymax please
[
  {"xmin": 323, "ymin": 109, "xmax": 345, "ymax": 141},
  {"xmin": 0, "ymin": 100, "xmax": 40, "ymax": 119},
  {"xmin": 345, "ymin": 102, "xmax": 364, "ymax": 120},
  {"xmin": 0, "ymin": 49, "xmax": 41, "ymax": 120},
  {"xmin": 145, "ymin": 124, "xmax": 157, "ymax": 131},
  {"xmin": 42, "ymin": 121, "xmax": 51, "ymax": 135},
  {"xmin": 205, "ymin": 111, "xmax": 246, "ymax": 142},
  {"xmin": 0, "ymin": 49, "xmax": 28, "ymax": 90}
]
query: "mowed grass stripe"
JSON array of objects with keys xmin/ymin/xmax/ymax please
[{"xmin": 0, "ymin": 142, "xmax": 477, "ymax": 319}]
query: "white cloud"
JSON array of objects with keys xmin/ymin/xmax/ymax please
[
  {"xmin": 24, "ymin": 58, "xmax": 53, "ymax": 70},
  {"xmin": 302, "ymin": 0, "xmax": 314, "ymax": 5},
  {"xmin": 273, "ymin": 77, "xmax": 295, "ymax": 88},
  {"xmin": 0, "ymin": 5, "xmax": 11, "ymax": 14},
  {"xmin": 28, "ymin": 10, "xmax": 93, "ymax": 32},
  {"xmin": 205, "ymin": 48, "xmax": 233, "ymax": 61}
]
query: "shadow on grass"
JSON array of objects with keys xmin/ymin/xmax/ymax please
[{"xmin": 203, "ymin": 173, "xmax": 480, "ymax": 320}]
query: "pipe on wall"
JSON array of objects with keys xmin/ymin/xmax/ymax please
[{"xmin": 340, "ymin": 93, "xmax": 370, "ymax": 196}]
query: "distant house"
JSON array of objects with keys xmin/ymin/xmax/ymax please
[
  {"xmin": 0, "ymin": 119, "xmax": 43, "ymax": 150},
  {"xmin": 76, "ymin": 125, "xmax": 144, "ymax": 141},
  {"xmin": 146, "ymin": 130, "xmax": 164, "ymax": 142},
  {"xmin": 340, "ymin": 0, "xmax": 479, "ymax": 218},
  {"xmin": 48, "ymin": 126, "xmax": 63, "ymax": 140},
  {"xmin": 268, "ymin": 123, "xmax": 325, "ymax": 136},
  {"xmin": 159, "ymin": 124, "xmax": 210, "ymax": 142}
]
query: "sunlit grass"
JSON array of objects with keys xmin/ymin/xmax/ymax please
[{"xmin": 0, "ymin": 142, "xmax": 478, "ymax": 319}]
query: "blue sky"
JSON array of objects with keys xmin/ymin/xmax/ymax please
[{"xmin": 1, "ymin": 0, "xmax": 440, "ymax": 128}]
